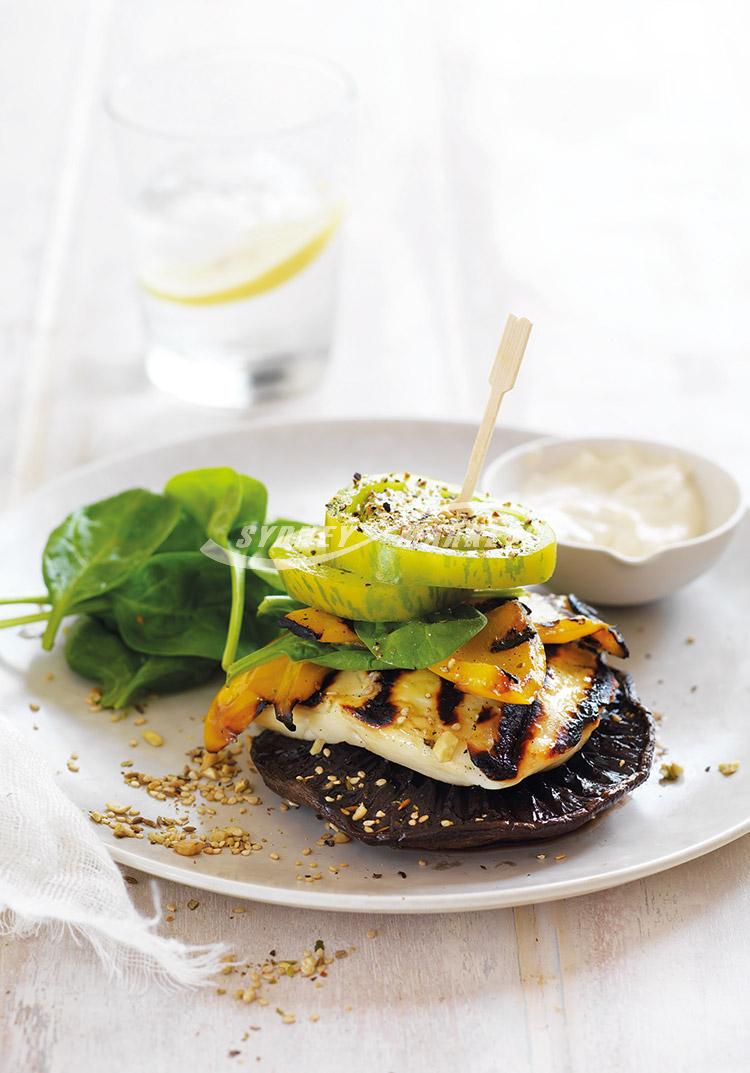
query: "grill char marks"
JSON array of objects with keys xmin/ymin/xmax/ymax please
[
  {"xmin": 346, "ymin": 671, "xmax": 466, "ymax": 730},
  {"xmin": 274, "ymin": 668, "xmax": 339, "ymax": 733},
  {"xmin": 436, "ymin": 677, "xmax": 464, "ymax": 725},
  {"xmin": 344, "ymin": 671, "xmax": 400, "ymax": 728},
  {"xmin": 551, "ymin": 658, "xmax": 618, "ymax": 755},
  {"xmin": 468, "ymin": 700, "xmax": 541, "ymax": 781},
  {"xmin": 489, "ymin": 625, "xmax": 536, "ymax": 652},
  {"xmin": 296, "ymin": 669, "xmax": 338, "ymax": 711},
  {"xmin": 466, "ymin": 644, "xmax": 614, "ymax": 781},
  {"xmin": 527, "ymin": 591, "xmax": 629, "ymax": 659},
  {"xmin": 567, "ymin": 593, "xmax": 629, "ymax": 658},
  {"xmin": 568, "ymin": 593, "xmax": 605, "ymax": 621},
  {"xmin": 279, "ymin": 618, "xmax": 320, "ymax": 642}
]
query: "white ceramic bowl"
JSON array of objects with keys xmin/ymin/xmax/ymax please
[{"xmin": 485, "ymin": 435, "xmax": 746, "ymax": 606}]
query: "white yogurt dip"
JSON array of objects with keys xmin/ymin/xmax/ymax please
[{"xmin": 520, "ymin": 448, "xmax": 705, "ymax": 559}]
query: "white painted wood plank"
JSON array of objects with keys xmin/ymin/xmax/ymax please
[
  {"xmin": 0, "ymin": 878, "xmax": 529, "ymax": 1073},
  {"xmin": 550, "ymin": 838, "xmax": 750, "ymax": 1072},
  {"xmin": 0, "ymin": 0, "xmax": 106, "ymax": 503},
  {"xmin": 8, "ymin": 1, "xmax": 113, "ymax": 502},
  {"xmin": 3, "ymin": 842, "xmax": 749, "ymax": 1073}
]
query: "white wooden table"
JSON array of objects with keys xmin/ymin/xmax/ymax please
[{"xmin": 2, "ymin": 3, "xmax": 749, "ymax": 1070}]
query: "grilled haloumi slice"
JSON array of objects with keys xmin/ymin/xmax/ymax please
[{"xmin": 252, "ymin": 644, "xmax": 619, "ymax": 790}]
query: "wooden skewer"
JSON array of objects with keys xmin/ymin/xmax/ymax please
[{"xmin": 457, "ymin": 313, "xmax": 533, "ymax": 505}]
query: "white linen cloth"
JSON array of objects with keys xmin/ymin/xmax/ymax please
[{"xmin": 0, "ymin": 714, "xmax": 227, "ymax": 988}]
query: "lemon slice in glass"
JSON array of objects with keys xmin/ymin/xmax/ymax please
[{"xmin": 140, "ymin": 206, "xmax": 342, "ymax": 306}]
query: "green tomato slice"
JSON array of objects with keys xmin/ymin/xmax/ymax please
[
  {"xmin": 269, "ymin": 526, "xmax": 466, "ymax": 622},
  {"xmin": 324, "ymin": 473, "xmax": 557, "ymax": 589}
]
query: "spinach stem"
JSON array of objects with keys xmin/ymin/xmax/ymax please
[
  {"xmin": 41, "ymin": 605, "xmax": 66, "ymax": 651},
  {"xmin": 222, "ymin": 552, "xmax": 246, "ymax": 671},
  {"xmin": 0, "ymin": 611, "xmax": 51, "ymax": 629},
  {"xmin": 0, "ymin": 595, "xmax": 49, "ymax": 606}
]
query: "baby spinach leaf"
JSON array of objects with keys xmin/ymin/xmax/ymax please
[
  {"xmin": 228, "ymin": 632, "xmax": 392, "ymax": 680},
  {"xmin": 282, "ymin": 637, "xmax": 390, "ymax": 671},
  {"xmin": 74, "ymin": 600, "xmax": 119, "ymax": 632},
  {"xmin": 243, "ymin": 574, "xmax": 282, "ymax": 648},
  {"xmin": 165, "ymin": 468, "xmax": 268, "ymax": 670},
  {"xmin": 120, "ymin": 653, "xmax": 217, "ymax": 707},
  {"xmin": 228, "ymin": 605, "xmax": 488, "ymax": 679},
  {"xmin": 65, "ymin": 617, "xmax": 215, "ymax": 709},
  {"xmin": 41, "ymin": 489, "xmax": 181, "ymax": 651},
  {"xmin": 165, "ymin": 468, "xmax": 267, "ymax": 550},
  {"xmin": 157, "ymin": 509, "xmax": 206, "ymax": 553},
  {"xmin": 112, "ymin": 552, "xmax": 239, "ymax": 661},
  {"xmin": 65, "ymin": 617, "xmax": 140, "ymax": 706},
  {"xmin": 354, "ymin": 604, "xmax": 487, "ymax": 669},
  {"xmin": 165, "ymin": 468, "xmax": 240, "ymax": 545}
]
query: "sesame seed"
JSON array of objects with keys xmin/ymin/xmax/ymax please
[{"xmin": 719, "ymin": 761, "xmax": 740, "ymax": 776}]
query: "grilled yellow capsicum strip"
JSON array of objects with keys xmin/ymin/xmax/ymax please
[
  {"xmin": 430, "ymin": 600, "xmax": 546, "ymax": 704},
  {"xmin": 523, "ymin": 591, "xmax": 629, "ymax": 658},
  {"xmin": 281, "ymin": 606, "xmax": 362, "ymax": 645},
  {"xmin": 204, "ymin": 655, "xmax": 327, "ymax": 752}
]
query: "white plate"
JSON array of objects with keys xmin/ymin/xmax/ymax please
[{"xmin": 0, "ymin": 418, "xmax": 748, "ymax": 913}]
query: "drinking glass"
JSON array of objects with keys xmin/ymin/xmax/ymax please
[{"xmin": 106, "ymin": 50, "xmax": 355, "ymax": 406}]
